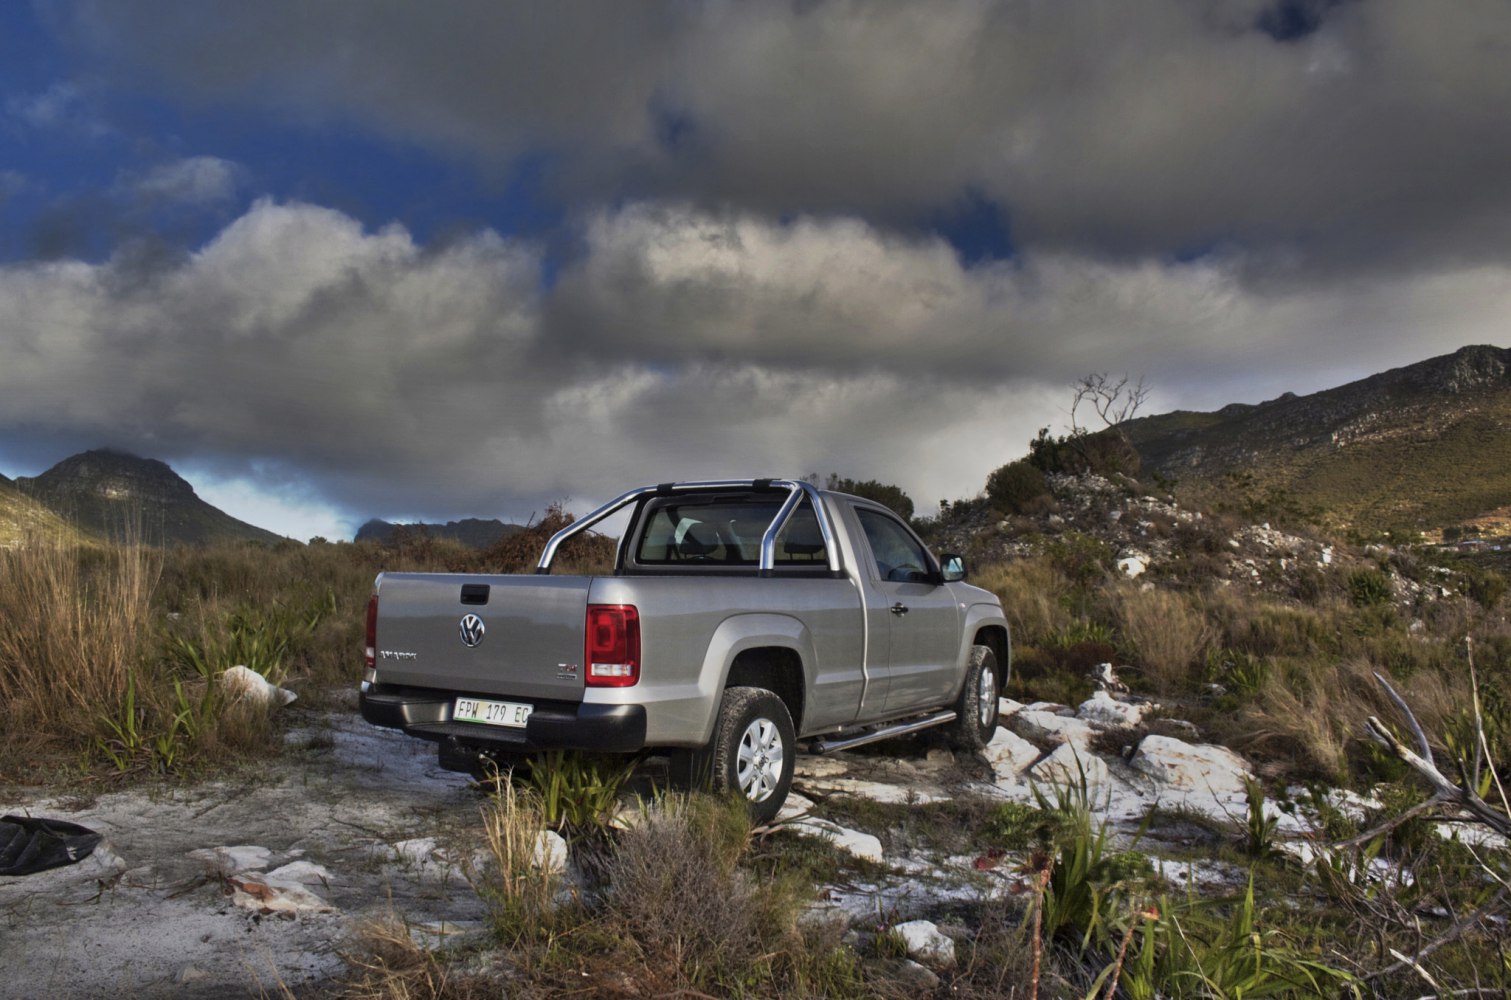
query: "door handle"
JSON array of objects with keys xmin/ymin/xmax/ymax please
[{"xmin": 890, "ymin": 603, "xmax": 909, "ymax": 616}]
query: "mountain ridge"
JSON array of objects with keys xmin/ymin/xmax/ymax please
[
  {"xmin": 15, "ymin": 449, "xmax": 286, "ymax": 547},
  {"xmin": 1125, "ymin": 344, "xmax": 1511, "ymax": 535},
  {"xmin": 355, "ymin": 517, "xmax": 524, "ymax": 549}
]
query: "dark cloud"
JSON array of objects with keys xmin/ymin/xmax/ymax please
[
  {"xmin": 53, "ymin": 0, "xmax": 1511, "ymax": 272},
  {"xmin": 6, "ymin": 2, "xmax": 1510, "ymax": 531}
]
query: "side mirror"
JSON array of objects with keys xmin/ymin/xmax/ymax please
[{"xmin": 940, "ymin": 553, "xmax": 967, "ymax": 583}]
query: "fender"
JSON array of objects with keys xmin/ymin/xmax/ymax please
[
  {"xmin": 952, "ymin": 600, "xmax": 1012, "ymax": 690},
  {"xmin": 684, "ymin": 612, "xmax": 816, "ymax": 745}
]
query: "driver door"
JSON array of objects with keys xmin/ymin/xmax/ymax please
[{"xmin": 853, "ymin": 506, "xmax": 963, "ymax": 714}]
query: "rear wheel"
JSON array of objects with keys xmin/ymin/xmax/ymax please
[
  {"xmin": 710, "ymin": 686, "xmax": 795, "ymax": 825},
  {"xmin": 946, "ymin": 644, "xmax": 1000, "ymax": 751}
]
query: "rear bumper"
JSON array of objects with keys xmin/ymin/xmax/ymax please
[{"xmin": 359, "ymin": 684, "xmax": 647, "ymax": 753}]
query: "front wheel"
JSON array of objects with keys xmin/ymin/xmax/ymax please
[
  {"xmin": 946, "ymin": 644, "xmax": 1000, "ymax": 751},
  {"xmin": 711, "ymin": 686, "xmax": 796, "ymax": 825}
]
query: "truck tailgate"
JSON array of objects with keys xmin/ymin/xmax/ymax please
[{"xmin": 372, "ymin": 572, "xmax": 591, "ymax": 701}]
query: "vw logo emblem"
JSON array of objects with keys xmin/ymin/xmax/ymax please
[{"xmin": 458, "ymin": 613, "xmax": 486, "ymax": 648}]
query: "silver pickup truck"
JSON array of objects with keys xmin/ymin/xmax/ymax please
[{"xmin": 360, "ymin": 479, "xmax": 1010, "ymax": 821}]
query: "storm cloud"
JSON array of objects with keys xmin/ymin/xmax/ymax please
[
  {"xmin": 2, "ymin": 1, "xmax": 1509, "ymax": 533},
  {"xmin": 55, "ymin": 0, "xmax": 1511, "ymax": 266}
]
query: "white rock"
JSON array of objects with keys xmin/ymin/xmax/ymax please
[
  {"xmin": 776, "ymin": 791, "xmax": 817, "ymax": 822},
  {"xmin": 228, "ymin": 872, "xmax": 335, "ymax": 915},
  {"xmin": 793, "ymin": 756, "xmax": 850, "ymax": 778},
  {"xmin": 983, "ymin": 729, "xmax": 1042, "ymax": 778},
  {"xmin": 1077, "ymin": 691, "xmax": 1152, "ymax": 729},
  {"xmin": 264, "ymin": 860, "xmax": 332, "ymax": 885},
  {"xmin": 188, "ymin": 844, "xmax": 271, "ymax": 874},
  {"xmin": 389, "ymin": 837, "xmax": 440, "ymax": 866},
  {"xmin": 1088, "ymin": 662, "xmax": 1128, "ymax": 693},
  {"xmin": 1012, "ymin": 709, "xmax": 1095, "ymax": 748},
  {"xmin": 791, "ymin": 818, "xmax": 885, "ymax": 862},
  {"xmin": 533, "ymin": 830, "xmax": 569, "ymax": 874},
  {"xmin": 893, "ymin": 919, "xmax": 956, "ymax": 969},
  {"xmin": 1129, "ymin": 735, "xmax": 1252, "ymax": 798},
  {"xmin": 1117, "ymin": 551, "xmax": 1149, "ymax": 577},
  {"xmin": 219, "ymin": 665, "xmax": 296, "ymax": 707},
  {"xmin": 797, "ymin": 776, "xmax": 949, "ymax": 804},
  {"xmin": 1030, "ymin": 742, "xmax": 1110, "ymax": 789},
  {"xmin": 997, "ymin": 696, "xmax": 1028, "ymax": 717}
]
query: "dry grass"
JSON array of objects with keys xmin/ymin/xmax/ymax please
[
  {"xmin": 1113, "ymin": 584, "xmax": 1211, "ymax": 692},
  {"xmin": 975, "ymin": 556, "xmax": 1074, "ymax": 647},
  {"xmin": 341, "ymin": 914, "xmax": 479, "ymax": 1000},
  {"xmin": 0, "ymin": 535, "xmax": 158, "ymax": 762},
  {"xmin": 472, "ymin": 778, "xmax": 566, "ymax": 953}
]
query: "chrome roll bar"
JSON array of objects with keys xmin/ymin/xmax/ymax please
[{"xmin": 535, "ymin": 479, "xmax": 840, "ymax": 575}]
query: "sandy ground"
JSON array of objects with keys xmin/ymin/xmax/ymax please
[{"xmin": 0, "ymin": 707, "xmax": 488, "ymax": 999}]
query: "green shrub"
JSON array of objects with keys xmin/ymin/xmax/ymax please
[
  {"xmin": 1464, "ymin": 566, "xmax": 1508, "ymax": 610},
  {"xmin": 985, "ymin": 459, "xmax": 1049, "ymax": 515},
  {"xmin": 1347, "ymin": 568, "xmax": 1393, "ymax": 607}
]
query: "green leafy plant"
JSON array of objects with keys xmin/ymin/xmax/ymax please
[
  {"xmin": 1099, "ymin": 879, "xmax": 1359, "ymax": 1000},
  {"xmin": 170, "ymin": 596, "xmax": 327, "ymax": 683},
  {"xmin": 96, "ymin": 670, "xmax": 149, "ymax": 772},
  {"xmin": 1205, "ymin": 647, "xmax": 1270, "ymax": 698},
  {"xmin": 1239, "ymin": 777, "xmax": 1281, "ymax": 860},
  {"xmin": 523, "ymin": 750, "xmax": 637, "ymax": 837},
  {"xmin": 1031, "ymin": 772, "xmax": 1150, "ymax": 951}
]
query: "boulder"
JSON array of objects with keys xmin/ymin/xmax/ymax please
[
  {"xmin": 1030, "ymin": 742, "xmax": 1110, "ymax": 790},
  {"xmin": 893, "ymin": 919, "xmax": 956, "ymax": 969},
  {"xmin": 983, "ymin": 728, "xmax": 1042, "ymax": 779},
  {"xmin": 1129, "ymin": 735, "xmax": 1252, "ymax": 798},
  {"xmin": 1077, "ymin": 691, "xmax": 1153, "ymax": 729},
  {"xmin": 1012, "ymin": 709, "xmax": 1095, "ymax": 748}
]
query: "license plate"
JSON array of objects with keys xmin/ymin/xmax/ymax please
[{"xmin": 453, "ymin": 697, "xmax": 533, "ymax": 728}]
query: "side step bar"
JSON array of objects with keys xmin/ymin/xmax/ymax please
[{"xmin": 805, "ymin": 710, "xmax": 957, "ymax": 754}]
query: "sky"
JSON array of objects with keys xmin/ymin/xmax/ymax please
[{"xmin": 2, "ymin": 0, "xmax": 1510, "ymax": 541}]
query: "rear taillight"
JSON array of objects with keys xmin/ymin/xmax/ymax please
[
  {"xmin": 585, "ymin": 604, "xmax": 640, "ymax": 687},
  {"xmin": 364, "ymin": 593, "xmax": 378, "ymax": 670}
]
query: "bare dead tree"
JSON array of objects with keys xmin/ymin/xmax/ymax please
[
  {"xmin": 1056, "ymin": 373, "xmax": 1149, "ymax": 479},
  {"xmin": 1069, "ymin": 372, "xmax": 1150, "ymax": 435}
]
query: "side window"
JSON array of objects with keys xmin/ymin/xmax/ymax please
[{"xmin": 856, "ymin": 508, "xmax": 931, "ymax": 583}]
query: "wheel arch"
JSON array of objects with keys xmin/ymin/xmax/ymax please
[{"xmin": 692, "ymin": 613, "xmax": 814, "ymax": 742}]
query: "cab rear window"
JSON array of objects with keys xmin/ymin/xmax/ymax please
[{"xmin": 633, "ymin": 499, "xmax": 827, "ymax": 566}]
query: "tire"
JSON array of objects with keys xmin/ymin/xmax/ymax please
[
  {"xmin": 710, "ymin": 686, "xmax": 796, "ymax": 825},
  {"xmin": 946, "ymin": 644, "xmax": 1000, "ymax": 751}
]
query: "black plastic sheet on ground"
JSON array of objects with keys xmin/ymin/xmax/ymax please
[{"xmin": 0, "ymin": 815, "xmax": 103, "ymax": 876}]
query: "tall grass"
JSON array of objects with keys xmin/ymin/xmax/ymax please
[
  {"xmin": 1113, "ymin": 584, "xmax": 1210, "ymax": 692},
  {"xmin": 0, "ymin": 536, "xmax": 158, "ymax": 762}
]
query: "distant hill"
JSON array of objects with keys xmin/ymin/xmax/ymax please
[
  {"xmin": 1125, "ymin": 344, "xmax": 1511, "ymax": 535},
  {"xmin": 356, "ymin": 517, "xmax": 524, "ymax": 549},
  {"xmin": 15, "ymin": 450, "xmax": 285, "ymax": 547}
]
